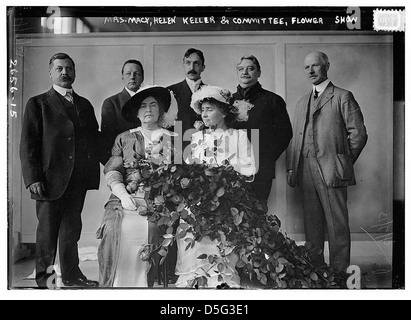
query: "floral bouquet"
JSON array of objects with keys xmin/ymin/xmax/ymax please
[{"xmin": 127, "ymin": 154, "xmax": 347, "ymax": 289}]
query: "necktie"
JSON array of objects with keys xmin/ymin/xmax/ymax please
[
  {"xmin": 314, "ymin": 89, "xmax": 319, "ymax": 100},
  {"xmin": 65, "ymin": 91, "xmax": 74, "ymax": 104}
]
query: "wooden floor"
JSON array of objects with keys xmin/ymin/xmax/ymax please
[{"xmin": 9, "ymin": 242, "xmax": 394, "ymax": 290}]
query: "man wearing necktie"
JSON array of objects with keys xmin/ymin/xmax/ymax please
[
  {"xmin": 286, "ymin": 51, "xmax": 368, "ymax": 273},
  {"xmin": 101, "ymin": 60, "xmax": 145, "ymax": 164},
  {"xmin": 167, "ymin": 48, "xmax": 206, "ymax": 153},
  {"xmin": 20, "ymin": 53, "xmax": 100, "ymax": 288},
  {"xmin": 232, "ymin": 55, "xmax": 293, "ymax": 207}
]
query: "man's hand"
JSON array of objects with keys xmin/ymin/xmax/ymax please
[{"xmin": 29, "ymin": 182, "xmax": 46, "ymax": 198}]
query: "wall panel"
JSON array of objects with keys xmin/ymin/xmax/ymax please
[{"xmin": 12, "ymin": 32, "xmax": 393, "ymax": 249}]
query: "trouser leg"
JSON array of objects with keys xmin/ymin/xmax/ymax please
[
  {"xmin": 251, "ymin": 172, "xmax": 273, "ymax": 207},
  {"xmin": 35, "ymin": 200, "xmax": 62, "ymax": 288},
  {"xmin": 300, "ymin": 156, "xmax": 351, "ymax": 271},
  {"xmin": 299, "ymin": 156, "xmax": 326, "ymax": 265},
  {"xmin": 320, "ymin": 185, "xmax": 350, "ymax": 272},
  {"xmin": 58, "ymin": 185, "xmax": 87, "ymax": 281}
]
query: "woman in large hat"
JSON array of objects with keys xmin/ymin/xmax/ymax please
[
  {"xmin": 96, "ymin": 85, "xmax": 178, "ymax": 287},
  {"xmin": 174, "ymin": 85, "xmax": 256, "ymax": 288}
]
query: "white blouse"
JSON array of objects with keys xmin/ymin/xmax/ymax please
[{"xmin": 189, "ymin": 128, "xmax": 256, "ymax": 177}]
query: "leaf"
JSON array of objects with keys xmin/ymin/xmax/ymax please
[
  {"xmin": 217, "ymin": 263, "xmax": 225, "ymax": 273},
  {"xmin": 236, "ymin": 260, "xmax": 246, "ymax": 268},
  {"xmin": 179, "ymin": 222, "xmax": 190, "ymax": 231},
  {"xmin": 158, "ymin": 249, "xmax": 168, "ymax": 257},
  {"xmin": 163, "ymin": 233, "xmax": 173, "ymax": 239},
  {"xmin": 162, "ymin": 183, "xmax": 169, "ymax": 193},
  {"xmin": 205, "ymin": 169, "xmax": 214, "ymax": 176},
  {"xmin": 259, "ymin": 273, "xmax": 267, "ymax": 285},
  {"xmin": 216, "ymin": 187, "xmax": 225, "ymax": 198},
  {"xmin": 177, "ymin": 203, "xmax": 185, "ymax": 212},
  {"xmin": 208, "ymin": 255, "xmax": 215, "ymax": 264},
  {"xmin": 159, "ymin": 256, "xmax": 166, "ymax": 265},
  {"xmin": 197, "ymin": 254, "xmax": 208, "ymax": 260},
  {"xmin": 275, "ymin": 264, "xmax": 284, "ymax": 273},
  {"xmin": 231, "ymin": 207, "xmax": 239, "ymax": 216},
  {"xmin": 234, "ymin": 215, "xmax": 243, "ymax": 226},
  {"xmin": 170, "ymin": 165, "xmax": 177, "ymax": 173},
  {"xmin": 161, "ymin": 238, "xmax": 172, "ymax": 247},
  {"xmin": 277, "ymin": 257, "xmax": 289, "ymax": 265},
  {"xmin": 310, "ymin": 272, "xmax": 319, "ymax": 282},
  {"xmin": 218, "ymin": 275, "xmax": 224, "ymax": 283},
  {"xmin": 180, "ymin": 210, "xmax": 189, "ymax": 220},
  {"xmin": 185, "ymin": 242, "xmax": 192, "ymax": 251},
  {"xmin": 184, "ymin": 237, "xmax": 194, "ymax": 243},
  {"xmin": 176, "ymin": 230, "xmax": 187, "ymax": 239},
  {"xmin": 219, "ymin": 233, "xmax": 227, "ymax": 245},
  {"xmin": 166, "ymin": 226, "xmax": 174, "ymax": 234}
]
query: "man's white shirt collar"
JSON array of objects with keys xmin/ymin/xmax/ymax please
[
  {"xmin": 313, "ymin": 79, "xmax": 331, "ymax": 97},
  {"xmin": 53, "ymin": 84, "xmax": 73, "ymax": 97},
  {"xmin": 186, "ymin": 78, "xmax": 202, "ymax": 93},
  {"xmin": 125, "ymin": 87, "xmax": 138, "ymax": 97}
]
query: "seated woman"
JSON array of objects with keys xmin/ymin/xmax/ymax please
[
  {"xmin": 175, "ymin": 85, "xmax": 256, "ymax": 288},
  {"xmin": 96, "ymin": 85, "xmax": 178, "ymax": 287}
]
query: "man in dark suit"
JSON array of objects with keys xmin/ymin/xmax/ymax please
[
  {"xmin": 232, "ymin": 55, "xmax": 293, "ymax": 207},
  {"xmin": 20, "ymin": 53, "xmax": 101, "ymax": 288},
  {"xmin": 101, "ymin": 59, "xmax": 144, "ymax": 164},
  {"xmin": 286, "ymin": 51, "xmax": 368, "ymax": 272},
  {"xmin": 167, "ymin": 48, "xmax": 206, "ymax": 155}
]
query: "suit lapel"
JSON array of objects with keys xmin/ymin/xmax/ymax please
[
  {"xmin": 47, "ymin": 88, "xmax": 70, "ymax": 118},
  {"xmin": 181, "ymin": 80, "xmax": 192, "ymax": 96},
  {"xmin": 313, "ymin": 82, "xmax": 334, "ymax": 113},
  {"xmin": 300, "ymin": 92, "xmax": 312, "ymax": 119},
  {"xmin": 119, "ymin": 88, "xmax": 131, "ymax": 110}
]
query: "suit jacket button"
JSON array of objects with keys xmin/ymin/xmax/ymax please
[
  {"xmin": 69, "ymin": 155, "xmax": 73, "ymax": 160},
  {"xmin": 68, "ymin": 137, "xmax": 72, "ymax": 141}
]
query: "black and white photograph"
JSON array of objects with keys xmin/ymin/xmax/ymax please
[{"xmin": 3, "ymin": 2, "xmax": 408, "ymax": 301}]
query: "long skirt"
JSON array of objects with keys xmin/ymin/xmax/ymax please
[{"xmin": 96, "ymin": 196, "xmax": 160, "ymax": 287}]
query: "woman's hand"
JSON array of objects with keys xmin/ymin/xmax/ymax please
[{"xmin": 120, "ymin": 194, "xmax": 137, "ymax": 211}]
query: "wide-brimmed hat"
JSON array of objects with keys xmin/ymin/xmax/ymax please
[
  {"xmin": 190, "ymin": 85, "xmax": 232, "ymax": 115},
  {"xmin": 190, "ymin": 85, "xmax": 254, "ymax": 123},
  {"xmin": 122, "ymin": 85, "xmax": 178, "ymax": 128}
]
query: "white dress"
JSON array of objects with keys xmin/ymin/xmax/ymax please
[{"xmin": 175, "ymin": 128, "xmax": 256, "ymax": 288}]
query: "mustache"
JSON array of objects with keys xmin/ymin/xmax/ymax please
[
  {"xmin": 188, "ymin": 70, "xmax": 197, "ymax": 75},
  {"xmin": 61, "ymin": 76, "xmax": 73, "ymax": 81}
]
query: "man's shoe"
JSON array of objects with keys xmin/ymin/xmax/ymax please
[{"xmin": 62, "ymin": 277, "xmax": 99, "ymax": 288}]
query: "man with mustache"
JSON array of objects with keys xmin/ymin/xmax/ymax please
[
  {"xmin": 164, "ymin": 48, "xmax": 206, "ymax": 285},
  {"xmin": 232, "ymin": 55, "xmax": 293, "ymax": 207},
  {"xmin": 168, "ymin": 48, "xmax": 206, "ymax": 152},
  {"xmin": 101, "ymin": 59, "xmax": 145, "ymax": 164},
  {"xmin": 20, "ymin": 53, "xmax": 100, "ymax": 288},
  {"xmin": 286, "ymin": 51, "xmax": 368, "ymax": 272}
]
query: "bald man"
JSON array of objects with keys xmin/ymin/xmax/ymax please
[{"xmin": 286, "ymin": 51, "xmax": 368, "ymax": 272}]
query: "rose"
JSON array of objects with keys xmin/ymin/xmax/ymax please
[
  {"xmin": 137, "ymin": 206, "xmax": 148, "ymax": 216},
  {"xmin": 139, "ymin": 245, "xmax": 151, "ymax": 261},
  {"xmin": 180, "ymin": 178, "xmax": 191, "ymax": 189},
  {"xmin": 171, "ymin": 194, "xmax": 184, "ymax": 205},
  {"xmin": 154, "ymin": 195, "xmax": 165, "ymax": 206},
  {"xmin": 194, "ymin": 121, "xmax": 205, "ymax": 131}
]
